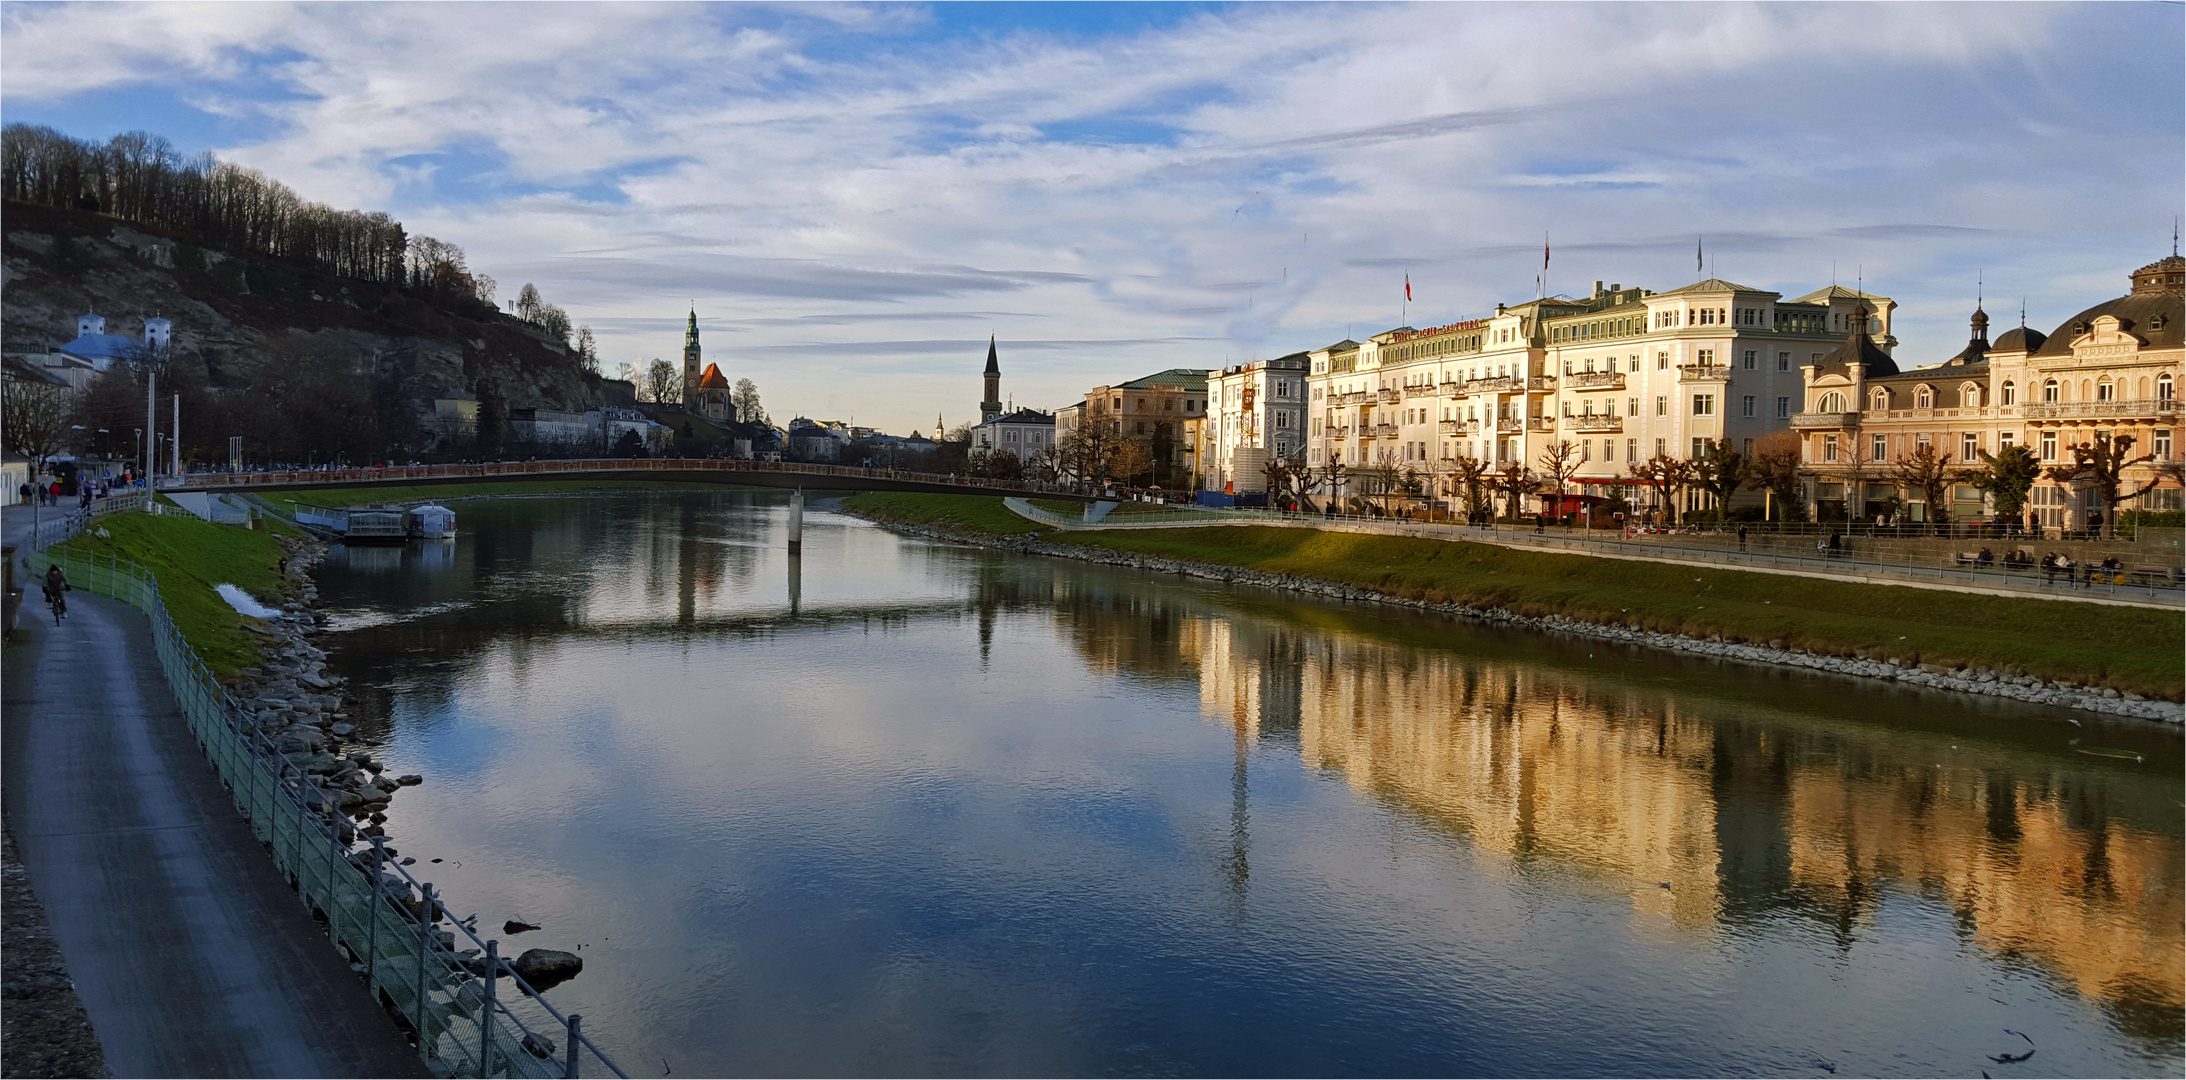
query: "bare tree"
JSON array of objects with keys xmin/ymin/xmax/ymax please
[
  {"xmin": 1492, "ymin": 460, "xmax": 1533, "ymax": 522},
  {"xmin": 1109, "ymin": 438, "xmax": 1152, "ymax": 486},
  {"xmin": 2045, "ymin": 431, "xmax": 2156, "ymax": 536},
  {"xmin": 514, "ymin": 283, "xmax": 543, "ymax": 323},
  {"xmin": 1536, "ymin": 440, "xmax": 1579, "ymax": 497},
  {"xmin": 1890, "ymin": 443, "xmax": 1957, "ymax": 525},
  {"xmin": 730, "ymin": 378, "xmax": 766, "ymax": 424},
  {"xmin": 574, "ymin": 326, "xmax": 598, "ymax": 374},
  {"xmin": 1695, "ymin": 439, "xmax": 1745, "ymax": 520},
  {"xmin": 1449, "ymin": 453, "xmax": 1492, "ymax": 521},
  {"xmin": 1838, "ymin": 438, "xmax": 1875, "ymax": 522},
  {"xmin": 644, "ymin": 359, "xmax": 679, "ymax": 404},
  {"xmin": 1744, "ymin": 430, "xmax": 1805, "ymax": 521},
  {"xmin": 2, "ymin": 377, "xmax": 69, "ymax": 472}
]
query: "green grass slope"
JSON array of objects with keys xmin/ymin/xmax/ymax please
[{"xmin": 57, "ymin": 513, "xmax": 295, "ymax": 679}]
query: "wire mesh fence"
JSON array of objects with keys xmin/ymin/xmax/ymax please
[{"xmin": 29, "ymin": 544, "xmax": 628, "ymax": 1079}]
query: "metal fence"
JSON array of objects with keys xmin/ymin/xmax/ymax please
[{"xmin": 28, "ymin": 544, "xmax": 627, "ymax": 1079}]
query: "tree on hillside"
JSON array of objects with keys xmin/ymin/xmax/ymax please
[
  {"xmin": 574, "ymin": 327, "xmax": 598, "ymax": 374},
  {"xmin": 1965, "ymin": 443, "xmax": 2040, "ymax": 523},
  {"xmin": 513, "ymin": 284, "xmax": 543, "ymax": 323},
  {"xmin": 2, "ymin": 378, "xmax": 68, "ymax": 473},
  {"xmin": 1890, "ymin": 443, "xmax": 1958, "ymax": 525},
  {"xmin": 1744, "ymin": 430, "xmax": 1805, "ymax": 521},
  {"xmin": 731, "ymin": 378, "xmax": 767, "ymax": 424},
  {"xmin": 644, "ymin": 359, "xmax": 680, "ymax": 405}
]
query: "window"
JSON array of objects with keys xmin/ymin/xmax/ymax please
[
  {"xmin": 2161, "ymin": 374, "xmax": 2175, "ymax": 402},
  {"xmin": 2040, "ymin": 431, "xmax": 2057, "ymax": 461},
  {"xmin": 1870, "ymin": 388, "xmax": 1889, "ymax": 410},
  {"xmin": 1698, "ymin": 348, "xmax": 1716, "ymax": 366},
  {"xmin": 1999, "ymin": 431, "xmax": 2014, "ymax": 450},
  {"xmin": 1776, "ymin": 396, "xmax": 1790, "ymax": 419},
  {"xmin": 1742, "ymin": 438, "xmax": 1753, "ymax": 457},
  {"xmin": 1915, "ymin": 432, "xmax": 1931, "ymax": 452},
  {"xmin": 1824, "ymin": 434, "xmax": 1839, "ymax": 462},
  {"xmin": 2097, "ymin": 379, "xmax": 2115, "ymax": 402},
  {"xmin": 1628, "ymin": 356, "xmax": 1640, "ymax": 372},
  {"xmin": 1692, "ymin": 394, "xmax": 1716, "ymax": 416},
  {"xmin": 2156, "ymin": 429, "xmax": 2174, "ymax": 460},
  {"xmin": 1629, "ymin": 396, "xmax": 1639, "ymax": 416},
  {"xmin": 1691, "ymin": 437, "xmax": 1710, "ymax": 459},
  {"xmin": 1743, "ymin": 350, "xmax": 1757, "ymax": 369},
  {"xmin": 2043, "ymin": 379, "xmax": 2059, "ymax": 403},
  {"xmin": 1581, "ymin": 441, "xmax": 1590, "ymax": 462},
  {"xmin": 1741, "ymin": 395, "xmax": 1756, "ymax": 417},
  {"xmin": 1915, "ymin": 386, "xmax": 1932, "ymax": 409},
  {"xmin": 1871, "ymin": 434, "xmax": 1887, "ymax": 461},
  {"xmin": 1655, "ymin": 395, "xmax": 1668, "ymax": 416},
  {"xmin": 1626, "ymin": 439, "xmax": 1637, "ymax": 462},
  {"xmin": 1777, "ymin": 351, "xmax": 1791, "ymax": 371},
  {"xmin": 1962, "ymin": 432, "xmax": 1980, "ymax": 460},
  {"xmin": 1563, "ymin": 359, "xmax": 1573, "ymax": 375},
  {"xmin": 2000, "ymin": 381, "xmax": 2014, "ymax": 405},
  {"xmin": 1657, "ymin": 352, "xmax": 1669, "ymax": 370},
  {"xmin": 1818, "ymin": 391, "xmax": 1845, "ymax": 413}
]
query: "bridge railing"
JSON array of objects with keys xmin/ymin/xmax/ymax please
[
  {"xmin": 29, "ymin": 542, "xmax": 630, "ymax": 1079},
  {"xmin": 173, "ymin": 457, "xmax": 1101, "ymax": 498}
]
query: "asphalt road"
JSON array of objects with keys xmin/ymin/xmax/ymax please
[{"xmin": 2, "ymin": 591, "xmax": 426, "ymax": 1078}]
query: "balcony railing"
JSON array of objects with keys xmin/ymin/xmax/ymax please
[
  {"xmin": 1371, "ymin": 422, "xmax": 1401, "ymax": 438},
  {"xmin": 1678, "ymin": 364, "xmax": 1730, "ymax": 381},
  {"xmin": 1323, "ymin": 425, "xmax": 1352, "ymax": 439},
  {"xmin": 1461, "ymin": 375, "xmax": 1552, "ymax": 394},
  {"xmin": 2022, "ymin": 398, "xmax": 2181, "ymax": 420},
  {"xmin": 1329, "ymin": 390, "xmax": 1370, "ymax": 405},
  {"xmin": 1565, "ymin": 370, "xmax": 1626, "ymax": 390},
  {"xmin": 1377, "ymin": 388, "xmax": 1403, "ymax": 403},
  {"xmin": 1440, "ymin": 381, "xmax": 1466, "ymax": 397},
  {"xmin": 1496, "ymin": 416, "xmax": 1522, "ymax": 433},
  {"xmin": 1564, "ymin": 414, "xmax": 1624, "ymax": 433},
  {"xmin": 1791, "ymin": 411, "xmax": 1861, "ymax": 429},
  {"xmin": 1437, "ymin": 419, "xmax": 1465, "ymax": 434},
  {"xmin": 1527, "ymin": 417, "xmax": 1556, "ymax": 432}
]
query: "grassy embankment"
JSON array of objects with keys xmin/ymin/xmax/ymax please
[
  {"xmin": 842, "ymin": 492, "xmax": 2185, "ymax": 699},
  {"xmin": 56, "ymin": 511, "xmax": 298, "ymax": 679}
]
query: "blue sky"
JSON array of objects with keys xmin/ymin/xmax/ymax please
[{"xmin": 4, "ymin": 1, "xmax": 2180, "ymax": 433}]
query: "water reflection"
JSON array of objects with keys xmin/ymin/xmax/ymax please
[{"xmin": 312, "ymin": 492, "xmax": 2183, "ymax": 1076}]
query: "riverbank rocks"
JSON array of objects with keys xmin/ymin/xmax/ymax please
[
  {"xmin": 511, "ymin": 948, "xmax": 582, "ymax": 991},
  {"xmin": 856, "ymin": 516, "xmax": 2184, "ymax": 725}
]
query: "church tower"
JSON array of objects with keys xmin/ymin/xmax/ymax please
[
  {"xmin": 682, "ymin": 308, "xmax": 702, "ymax": 399},
  {"xmin": 980, "ymin": 334, "xmax": 1002, "ymax": 424}
]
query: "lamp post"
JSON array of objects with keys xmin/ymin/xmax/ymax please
[{"xmin": 133, "ymin": 428, "xmax": 143, "ymax": 487}]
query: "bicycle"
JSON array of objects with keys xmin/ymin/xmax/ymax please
[{"xmin": 46, "ymin": 586, "xmax": 67, "ymax": 625}]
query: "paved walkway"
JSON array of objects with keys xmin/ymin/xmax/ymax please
[{"xmin": 2, "ymin": 592, "xmax": 426, "ymax": 1078}]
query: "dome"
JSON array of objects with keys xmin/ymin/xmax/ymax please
[
  {"xmin": 2129, "ymin": 254, "xmax": 2184, "ymax": 296},
  {"xmin": 1989, "ymin": 325, "xmax": 2047, "ymax": 354},
  {"xmin": 2031, "ymin": 292, "xmax": 2183, "ymax": 358}
]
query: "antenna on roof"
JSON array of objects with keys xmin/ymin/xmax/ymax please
[
  {"xmin": 1977, "ymin": 270, "xmax": 1983, "ymax": 309},
  {"xmin": 2020, "ymin": 297, "xmax": 2026, "ymax": 329}
]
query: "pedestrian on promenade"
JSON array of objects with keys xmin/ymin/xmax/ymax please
[
  {"xmin": 1738, "ymin": 526, "xmax": 1748, "ymax": 551},
  {"xmin": 17, "ymin": 481, "xmax": 31, "ymax": 505}
]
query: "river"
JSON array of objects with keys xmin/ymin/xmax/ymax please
[{"xmin": 310, "ymin": 490, "xmax": 2182, "ymax": 1078}]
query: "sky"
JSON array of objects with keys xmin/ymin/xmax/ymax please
[{"xmin": 4, "ymin": 1, "xmax": 2181, "ymax": 434}]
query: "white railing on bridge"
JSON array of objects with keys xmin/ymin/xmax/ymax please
[{"xmin": 176, "ymin": 458, "xmax": 1092, "ymax": 498}]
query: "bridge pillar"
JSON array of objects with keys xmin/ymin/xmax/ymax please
[{"xmin": 788, "ymin": 489, "xmax": 804, "ymax": 552}]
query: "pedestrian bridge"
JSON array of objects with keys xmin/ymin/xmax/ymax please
[{"xmin": 173, "ymin": 457, "xmax": 1100, "ymax": 501}]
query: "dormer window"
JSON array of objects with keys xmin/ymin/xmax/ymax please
[{"xmin": 1915, "ymin": 386, "xmax": 1933, "ymax": 409}]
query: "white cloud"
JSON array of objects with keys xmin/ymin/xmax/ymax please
[{"xmin": 4, "ymin": 1, "xmax": 2178, "ymax": 434}]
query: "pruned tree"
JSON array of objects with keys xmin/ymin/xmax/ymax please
[
  {"xmin": 1449, "ymin": 453, "xmax": 1492, "ymax": 521},
  {"xmin": 1838, "ymin": 437, "xmax": 1875, "ymax": 522},
  {"xmin": 1744, "ymin": 430, "xmax": 1805, "ymax": 521},
  {"xmin": 2044, "ymin": 431, "xmax": 2156, "ymax": 537},
  {"xmin": 1890, "ymin": 443, "xmax": 1957, "ymax": 525},
  {"xmin": 2, "ymin": 377, "xmax": 68, "ymax": 472},
  {"xmin": 1536, "ymin": 440, "xmax": 1579, "ymax": 497},
  {"xmin": 1965, "ymin": 443, "xmax": 2040, "ymax": 522},
  {"xmin": 1492, "ymin": 460, "xmax": 1533, "ymax": 522},
  {"xmin": 1695, "ymin": 439, "xmax": 1745, "ymax": 520}
]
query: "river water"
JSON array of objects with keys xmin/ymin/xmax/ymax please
[{"xmin": 311, "ymin": 491, "xmax": 2182, "ymax": 1078}]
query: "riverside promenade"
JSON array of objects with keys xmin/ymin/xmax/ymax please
[{"xmin": 2, "ymin": 588, "xmax": 426, "ymax": 1078}]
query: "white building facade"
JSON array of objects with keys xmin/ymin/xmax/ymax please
[{"xmin": 1199, "ymin": 353, "xmax": 1309, "ymax": 492}]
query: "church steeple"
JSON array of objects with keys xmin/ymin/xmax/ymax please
[
  {"xmin": 682, "ymin": 307, "xmax": 702, "ymax": 396},
  {"xmin": 980, "ymin": 334, "xmax": 1002, "ymax": 424}
]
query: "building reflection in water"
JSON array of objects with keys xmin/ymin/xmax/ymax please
[{"xmin": 1059, "ymin": 591, "xmax": 2183, "ymax": 1038}]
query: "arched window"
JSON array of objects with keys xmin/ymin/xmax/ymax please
[
  {"xmin": 2097, "ymin": 378, "xmax": 2115, "ymax": 402},
  {"xmin": 2001, "ymin": 381, "xmax": 2015, "ymax": 405},
  {"xmin": 1962, "ymin": 382, "xmax": 1983, "ymax": 407},
  {"xmin": 1818, "ymin": 391, "xmax": 1846, "ymax": 413},
  {"xmin": 2043, "ymin": 379, "xmax": 2059, "ymax": 403},
  {"xmin": 1870, "ymin": 387, "xmax": 1890, "ymax": 410},
  {"xmin": 2161, "ymin": 373, "xmax": 2176, "ymax": 402},
  {"xmin": 1915, "ymin": 385, "xmax": 1933, "ymax": 409}
]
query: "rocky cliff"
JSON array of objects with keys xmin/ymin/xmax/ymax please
[{"xmin": 2, "ymin": 201, "xmax": 627, "ymax": 458}]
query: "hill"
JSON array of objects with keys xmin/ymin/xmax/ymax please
[{"xmin": 2, "ymin": 198, "xmax": 631, "ymax": 465}]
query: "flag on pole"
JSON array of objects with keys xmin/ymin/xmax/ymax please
[{"xmin": 1404, "ymin": 272, "xmax": 1412, "ymax": 303}]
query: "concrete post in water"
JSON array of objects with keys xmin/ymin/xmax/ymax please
[
  {"xmin": 564, "ymin": 1014, "xmax": 583, "ymax": 1079},
  {"xmin": 788, "ymin": 488, "xmax": 804, "ymax": 552}
]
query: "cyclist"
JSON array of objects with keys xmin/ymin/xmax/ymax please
[{"xmin": 42, "ymin": 565, "xmax": 70, "ymax": 623}]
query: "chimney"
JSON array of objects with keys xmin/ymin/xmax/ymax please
[{"xmin": 1593, "ymin": 280, "xmax": 1604, "ymax": 296}]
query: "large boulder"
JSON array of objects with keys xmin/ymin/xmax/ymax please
[{"xmin": 510, "ymin": 948, "xmax": 582, "ymax": 991}]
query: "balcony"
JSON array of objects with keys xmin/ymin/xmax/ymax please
[
  {"xmin": 1496, "ymin": 416, "xmax": 1522, "ymax": 433},
  {"xmin": 1791, "ymin": 411, "xmax": 1861, "ymax": 429},
  {"xmin": 1439, "ymin": 381, "xmax": 1466, "ymax": 397},
  {"xmin": 1329, "ymin": 390, "xmax": 1370, "ymax": 406},
  {"xmin": 2021, "ymin": 398, "xmax": 2182, "ymax": 420},
  {"xmin": 1564, "ymin": 414, "xmax": 1624, "ymax": 433},
  {"xmin": 1437, "ymin": 419, "xmax": 1465, "ymax": 434},
  {"xmin": 1323, "ymin": 425, "xmax": 1352, "ymax": 439},
  {"xmin": 1527, "ymin": 417, "xmax": 1556, "ymax": 433},
  {"xmin": 1565, "ymin": 370, "xmax": 1625, "ymax": 390},
  {"xmin": 1677, "ymin": 364, "xmax": 1730, "ymax": 381},
  {"xmin": 1377, "ymin": 387, "xmax": 1402, "ymax": 404},
  {"xmin": 1461, "ymin": 375, "xmax": 1555, "ymax": 394},
  {"xmin": 1371, "ymin": 422, "xmax": 1401, "ymax": 438}
]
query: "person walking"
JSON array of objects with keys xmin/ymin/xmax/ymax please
[{"xmin": 1737, "ymin": 526, "xmax": 1748, "ymax": 552}]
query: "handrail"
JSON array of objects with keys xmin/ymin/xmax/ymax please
[
  {"xmin": 28, "ymin": 542, "xmax": 630, "ymax": 1078},
  {"xmin": 171, "ymin": 457, "xmax": 1093, "ymax": 498}
]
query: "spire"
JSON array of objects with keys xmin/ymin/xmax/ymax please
[
  {"xmin": 685, "ymin": 307, "xmax": 698, "ymax": 348},
  {"xmin": 984, "ymin": 333, "xmax": 999, "ymax": 376}
]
